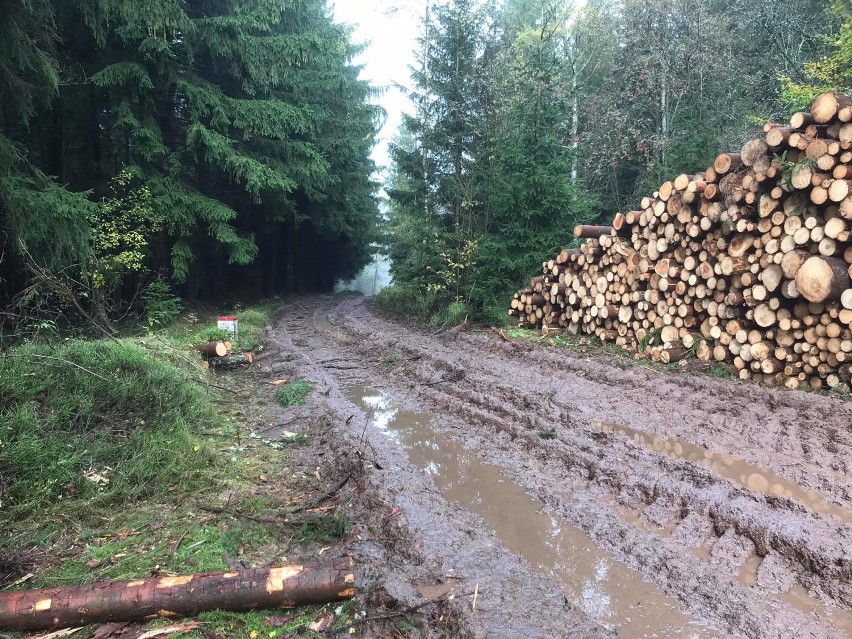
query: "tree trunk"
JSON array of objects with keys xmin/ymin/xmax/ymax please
[
  {"xmin": 795, "ymin": 256, "xmax": 851, "ymax": 303},
  {"xmin": 195, "ymin": 341, "xmax": 228, "ymax": 358},
  {"xmin": 574, "ymin": 225, "xmax": 614, "ymax": 239},
  {"xmin": 0, "ymin": 560, "xmax": 355, "ymax": 632},
  {"xmin": 209, "ymin": 353, "xmax": 254, "ymax": 367}
]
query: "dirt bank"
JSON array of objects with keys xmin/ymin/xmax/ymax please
[{"xmin": 258, "ymin": 295, "xmax": 852, "ymax": 638}]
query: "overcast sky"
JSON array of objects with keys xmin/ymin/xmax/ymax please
[{"xmin": 331, "ymin": 0, "xmax": 427, "ymax": 174}]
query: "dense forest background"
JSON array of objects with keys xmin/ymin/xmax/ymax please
[
  {"xmin": 384, "ymin": 0, "xmax": 852, "ymax": 323},
  {"xmin": 4, "ymin": 0, "xmax": 852, "ymax": 331},
  {"xmin": 1, "ymin": 0, "xmax": 380, "ymax": 330}
]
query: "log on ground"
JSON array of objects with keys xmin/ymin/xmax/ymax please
[
  {"xmin": 195, "ymin": 341, "xmax": 228, "ymax": 358},
  {"xmin": 0, "ymin": 559, "xmax": 356, "ymax": 631}
]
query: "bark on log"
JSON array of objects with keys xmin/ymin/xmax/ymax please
[
  {"xmin": 209, "ymin": 353, "xmax": 254, "ymax": 367},
  {"xmin": 0, "ymin": 559, "xmax": 356, "ymax": 632},
  {"xmin": 791, "ymin": 111, "xmax": 815, "ymax": 129},
  {"xmin": 574, "ymin": 225, "xmax": 614, "ymax": 239},
  {"xmin": 195, "ymin": 342, "xmax": 228, "ymax": 358}
]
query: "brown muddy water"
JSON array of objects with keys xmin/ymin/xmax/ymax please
[
  {"xmin": 346, "ymin": 385, "xmax": 717, "ymax": 639},
  {"xmin": 598, "ymin": 422, "xmax": 852, "ymax": 526}
]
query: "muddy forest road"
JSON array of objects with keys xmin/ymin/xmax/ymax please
[{"xmin": 267, "ymin": 295, "xmax": 852, "ymax": 639}]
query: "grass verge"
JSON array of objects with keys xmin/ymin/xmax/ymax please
[{"xmin": 0, "ymin": 299, "xmax": 363, "ymax": 637}]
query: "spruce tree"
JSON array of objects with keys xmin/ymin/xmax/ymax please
[
  {"xmin": 0, "ymin": 0, "xmax": 94, "ymax": 307},
  {"xmin": 388, "ymin": 0, "xmax": 493, "ymax": 314},
  {"xmin": 1, "ymin": 0, "xmax": 379, "ymax": 309}
]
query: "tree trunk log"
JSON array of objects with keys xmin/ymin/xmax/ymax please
[
  {"xmin": 811, "ymin": 92, "xmax": 852, "ymax": 124},
  {"xmin": 574, "ymin": 225, "xmax": 614, "ymax": 239},
  {"xmin": 195, "ymin": 341, "xmax": 228, "ymax": 358},
  {"xmin": 0, "ymin": 560, "xmax": 356, "ymax": 632},
  {"xmin": 209, "ymin": 353, "xmax": 254, "ymax": 367},
  {"xmin": 795, "ymin": 256, "xmax": 851, "ymax": 303}
]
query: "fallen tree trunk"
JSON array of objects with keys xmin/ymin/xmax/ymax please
[
  {"xmin": 0, "ymin": 559, "xmax": 355, "ymax": 632},
  {"xmin": 574, "ymin": 225, "xmax": 614, "ymax": 239}
]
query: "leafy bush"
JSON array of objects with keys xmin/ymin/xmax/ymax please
[
  {"xmin": 141, "ymin": 279, "xmax": 183, "ymax": 329},
  {"xmin": 429, "ymin": 300, "xmax": 468, "ymax": 327},
  {"xmin": 375, "ymin": 284, "xmax": 438, "ymax": 322}
]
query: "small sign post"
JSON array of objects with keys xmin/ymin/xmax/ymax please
[{"xmin": 217, "ymin": 315, "xmax": 238, "ymax": 343}]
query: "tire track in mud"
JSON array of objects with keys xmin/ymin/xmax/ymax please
[
  {"xmin": 270, "ymin": 302, "xmax": 618, "ymax": 639},
  {"xmin": 271, "ymin": 296, "xmax": 852, "ymax": 639}
]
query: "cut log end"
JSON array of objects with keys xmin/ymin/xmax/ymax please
[{"xmin": 795, "ymin": 256, "xmax": 851, "ymax": 303}]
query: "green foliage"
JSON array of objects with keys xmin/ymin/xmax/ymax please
[
  {"xmin": 381, "ymin": 352, "xmax": 399, "ymax": 367},
  {"xmin": 0, "ymin": 135, "xmax": 93, "ymax": 274},
  {"xmin": 297, "ymin": 513, "xmax": 351, "ymax": 542},
  {"xmin": 431, "ymin": 300, "xmax": 469, "ymax": 328},
  {"xmin": 196, "ymin": 327, "xmax": 234, "ymax": 343},
  {"xmin": 388, "ymin": 0, "xmax": 595, "ymax": 322},
  {"xmin": 276, "ymin": 380, "xmax": 313, "ymax": 407},
  {"xmin": 1, "ymin": 0, "xmax": 379, "ymax": 313},
  {"xmin": 0, "ymin": 0, "xmax": 60, "ymax": 125},
  {"xmin": 780, "ymin": 0, "xmax": 852, "ymax": 109},
  {"xmin": 0, "ymin": 339, "xmax": 217, "ymax": 520},
  {"xmin": 32, "ymin": 519, "xmax": 268, "ymax": 586},
  {"xmin": 88, "ymin": 169, "xmax": 164, "ymax": 288},
  {"xmin": 375, "ymin": 284, "xmax": 441, "ymax": 323},
  {"xmin": 141, "ymin": 279, "xmax": 183, "ymax": 329}
]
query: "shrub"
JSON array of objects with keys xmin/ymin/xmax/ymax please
[
  {"xmin": 141, "ymin": 279, "xmax": 183, "ymax": 329},
  {"xmin": 375, "ymin": 284, "xmax": 438, "ymax": 322}
]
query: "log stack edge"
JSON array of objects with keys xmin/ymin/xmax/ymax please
[{"xmin": 510, "ymin": 92, "xmax": 852, "ymax": 391}]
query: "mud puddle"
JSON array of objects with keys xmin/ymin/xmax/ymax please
[
  {"xmin": 347, "ymin": 385, "xmax": 717, "ymax": 639},
  {"xmin": 599, "ymin": 422, "xmax": 852, "ymax": 525},
  {"xmin": 777, "ymin": 585, "xmax": 852, "ymax": 634}
]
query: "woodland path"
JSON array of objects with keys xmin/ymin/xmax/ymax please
[{"xmin": 267, "ymin": 295, "xmax": 852, "ymax": 639}]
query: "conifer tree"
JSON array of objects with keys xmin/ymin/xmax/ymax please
[{"xmin": 1, "ymin": 0, "xmax": 379, "ymax": 311}]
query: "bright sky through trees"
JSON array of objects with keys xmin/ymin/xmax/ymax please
[{"xmin": 332, "ymin": 1, "xmax": 427, "ymax": 171}]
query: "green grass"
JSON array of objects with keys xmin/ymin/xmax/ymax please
[
  {"xmin": 28, "ymin": 515, "xmax": 270, "ymax": 588},
  {"xmin": 381, "ymin": 352, "xmax": 399, "ymax": 367},
  {"xmin": 297, "ymin": 513, "xmax": 352, "ymax": 543},
  {"xmin": 159, "ymin": 300, "xmax": 285, "ymax": 353},
  {"xmin": 0, "ymin": 339, "xmax": 219, "ymax": 522},
  {"xmin": 708, "ymin": 363, "xmax": 735, "ymax": 379},
  {"xmin": 276, "ymin": 380, "xmax": 314, "ymax": 407},
  {"xmin": 187, "ymin": 601, "xmax": 363, "ymax": 639},
  {"xmin": 281, "ymin": 433, "xmax": 310, "ymax": 446},
  {"xmin": 0, "ymin": 300, "xmax": 367, "ymax": 639}
]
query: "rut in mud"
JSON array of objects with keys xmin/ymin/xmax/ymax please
[{"xmin": 264, "ymin": 295, "xmax": 852, "ymax": 639}]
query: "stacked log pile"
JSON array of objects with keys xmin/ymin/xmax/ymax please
[{"xmin": 510, "ymin": 92, "xmax": 852, "ymax": 391}]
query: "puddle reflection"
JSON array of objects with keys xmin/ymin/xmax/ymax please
[{"xmin": 350, "ymin": 386, "xmax": 714, "ymax": 639}]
